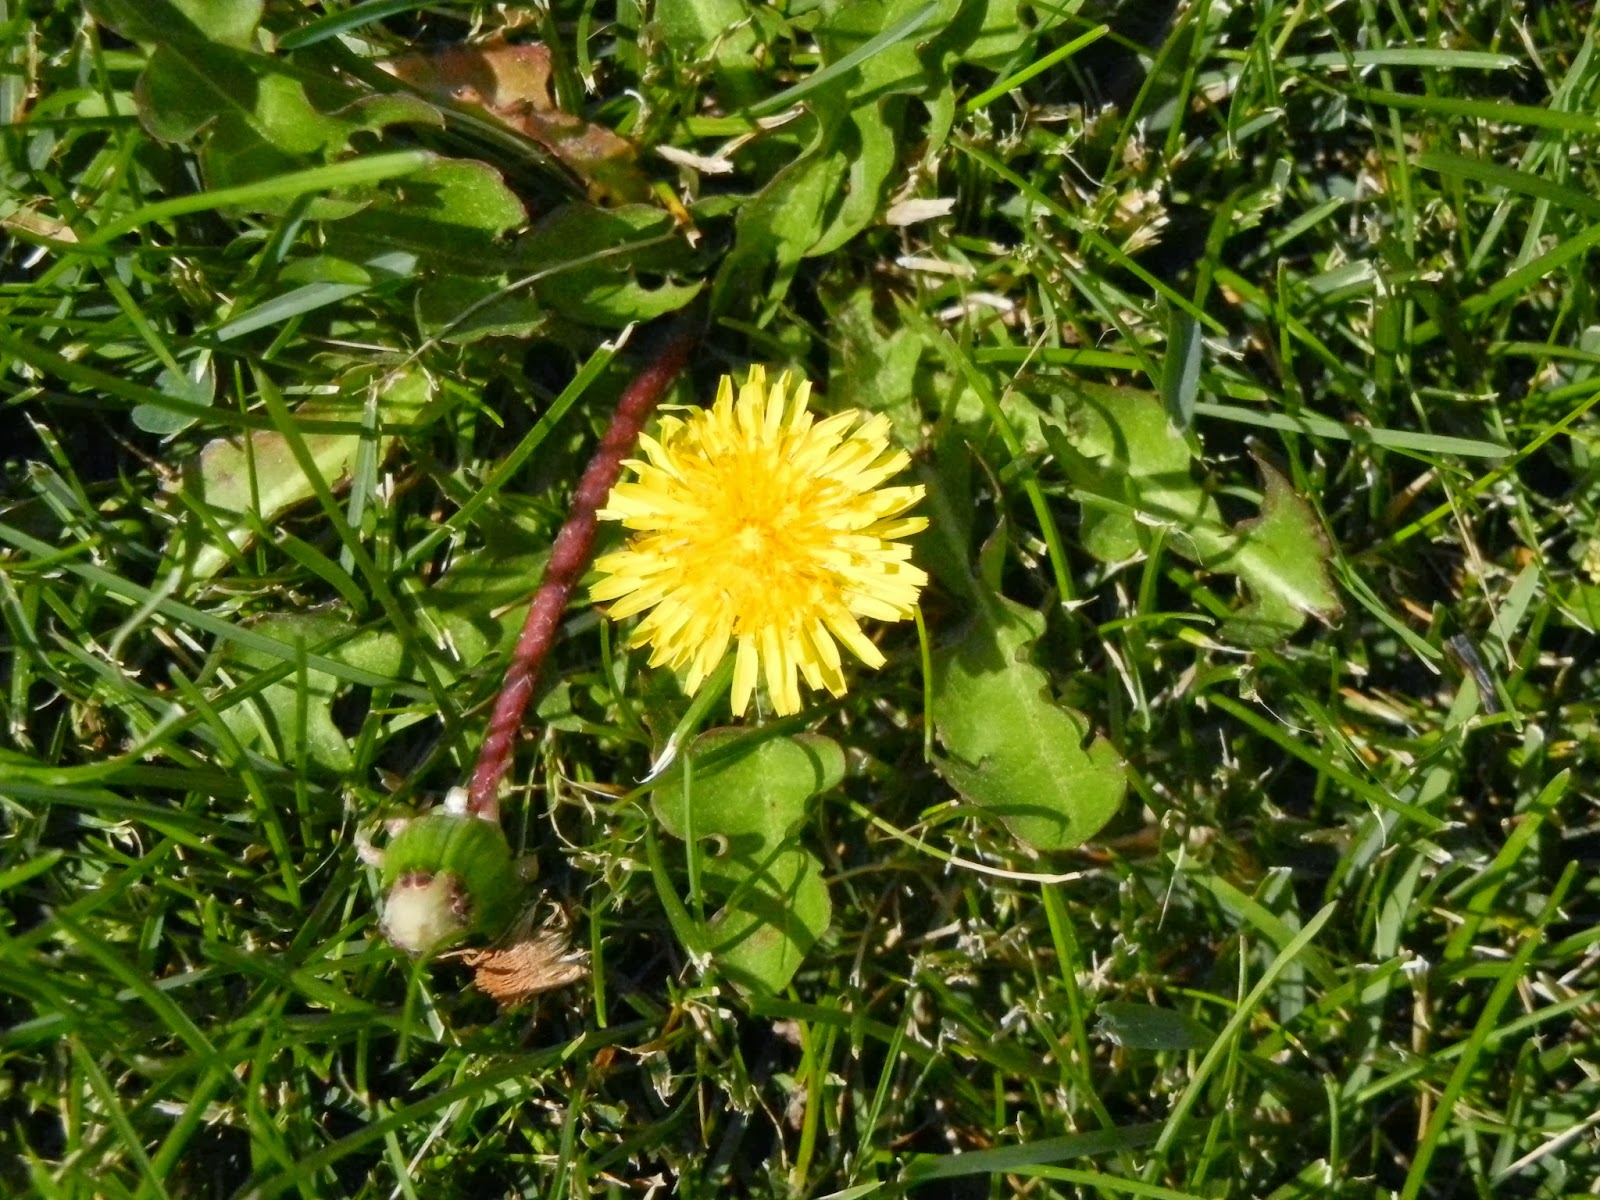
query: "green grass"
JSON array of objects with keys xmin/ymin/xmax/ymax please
[{"xmin": 3, "ymin": 0, "xmax": 1599, "ymax": 1197}]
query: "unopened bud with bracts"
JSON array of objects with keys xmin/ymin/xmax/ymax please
[{"xmin": 378, "ymin": 804, "xmax": 520, "ymax": 957}]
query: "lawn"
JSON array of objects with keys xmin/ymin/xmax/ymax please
[{"xmin": 2, "ymin": 0, "xmax": 1598, "ymax": 1196}]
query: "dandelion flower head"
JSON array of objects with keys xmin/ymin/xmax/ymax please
[{"xmin": 592, "ymin": 367, "xmax": 928, "ymax": 716}]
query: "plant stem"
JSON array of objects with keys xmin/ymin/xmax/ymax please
[{"xmin": 466, "ymin": 317, "xmax": 699, "ymax": 821}]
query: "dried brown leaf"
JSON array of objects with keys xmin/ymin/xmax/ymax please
[
  {"xmin": 456, "ymin": 924, "xmax": 588, "ymax": 1008},
  {"xmin": 383, "ymin": 41, "xmax": 650, "ymax": 205}
]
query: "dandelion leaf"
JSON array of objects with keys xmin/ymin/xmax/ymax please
[
  {"xmin": 713, "ymin": 140, "xmax": 847, "ymax": 317},
  {"xmin": 90, "ymin": 0, "xmax": 260, "ymax": 48},
  {"xmin": 817, "ymin": 0, "xmax": 963, "ymax": 101},
  {"xmin": 219, "ymin": 611, "xmax": 404, "ymax": 773},
  {"xmin": 132, "ymin": 357, "xmax": 217, "ymax": 436},
  {"xmin": 714, "ymin": 0, "xmax": 998, "ymax": 315},
  {"xmin": 96, "ymin": 0, "xmax": 441, "ymax": 214},
  {"xmin": 383, "ymin": 41, "xmax": 651, "ymax": 205},
  {"xmin": 827, "ymin": 286, "xmax": 926, "ymax": 447},
  {"xmin": 523, "ymin": 204, "xmax": 701, "ymax": 324},
  {"xmin": 1048, "ymin": 383, "xmax": 1340, "ymax": 643},
  {"xmin": 653, "ymin": 731, "xmax": 843, "ymax": 993},
  {"xmin": 1210, "ymin": 452, "xmax": 1343, "ymax": 645},
  {"xmin": 419, "ymin": 201, "xmax": 701, "ymax": 337},
  {"xmin": 809, "ymin": 102, "xmax": 901, "ymax": 257},
  {"xmin": 324, "ymin": 159, "xmax": 528, "ymax": 276},
  {"xmin": 170, "ymin": 367, "xmax": 430, "ymax": 580},
  {"xmin": 654, "ymin": 0, "xmax": 760, "ymax": 103},
  {"xmin": 413, "ymin": 274, "xmax": 548, "ymax": 343},
  {"xmin": 655, "ymin": 0, "xmax": 749, "ymax": 52},
  {"xmin": 931, "ymin": 581, "xmax": 1125, "ymax": 851},
  {"xmin": 1045, "ymin": 382, "xmax": 1217, "ymax": 563},
  {"xmin": 961, "ymin": 0, "xmax": 1033, "ymax": 69}
]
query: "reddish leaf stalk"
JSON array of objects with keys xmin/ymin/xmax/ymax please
[{"xmin": 466, "ymin": 321, "xmax": 697, "ymax": 821}]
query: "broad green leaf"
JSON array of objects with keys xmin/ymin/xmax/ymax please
[
  {"xmin": 88, "ymin": 0, "xmax": 260, "ymax": 49},
  {"xmin": 654, "ymin": 0, "xmax": 761, "ymax": 103},
  {"xmin": 218, "ymin": 609, "xmax": 410, "ymax": 772},
  {"xmin": 817, "ymin": 0, "xmax": 961, "ymax": 101},
  {"xmin": 1048, "ymin": 384, "xmax": 1341, "ymax": 643},
  {"xmin": 513, "ymin": 203, "xmax": 702, "ymax": 327},
  {"xmin": 701, "ymin": 848, "xmax": 830, "ymax": 995},
  {"xmin": 135, "ymin": 41, "xmax": 277, "ymax": 144},
  {"xmin": 137, "ymin": 40, "xmax": 437, "ymax": 162},
  {"xmin": 415, "ymin": 275, "xmax": 549, "ymax": 344},
  {"xmin": 655, "ymin": 0, "xmax": 750, "ymax": 52},
  {"xmin": 808, "ymin": 101, "xmax": 902, "ymax": 257},
  {"xmin": 1046, "ymin": 382, "xmax": 1217, "ymax": 563},
  {"xmin": 409, "ymin": 542, "xmax": 550, "ymax": 669},
  {"xmin": 133, "ymin": 355, "xmax": 216, "ymax": 436},
  {"xmin": 653, "ymin": 731, "xmax": 844, "ymax": 992},
  {"xmin": 220, "ymin": 612, "xmax": 362, "ymax": 772},
  {"xmin": 198, "ymin": 85, "xmax": 442, "ymax": 211},
  {"xmin": 915, "ymin": 426, "xmax": 981, "ymax": 602},
  {"xmin": 183, "ymin": 59, "xmax": 351, "ymax": 154},
  {"xmin": 961, "ymin": 0, "xmax": 1032, "ymax": 68},
  {"xmin": 324, "ymin": 159, "xmax": 528, "ymax": 275},
  {"xmin": 931, "ymin": 574, "xmax": 1126, "ymax": 851},
  {"xmin": 708, "ymin": 0, "xmax": 963, "ymax": 313},
  {"xmin": 114, "ymin": 1, "xmax": 444, "ymax": 214},
  {"xmin": 167, "ymin": 0, "xmax": 264, "ymax": 46},
  {"xmin": 713, "ymin": 136, "xmax": 845, "ymax": 317},
  {"xmin": 1205, "ymin": 454, "xmax": 1344, "ymax": 645},
  {"xmin": 827, "ymin": 284, "xmax": 926, "ymax": 448},
  {"xmin": 172, "ymin": 368, "xmax": 431, "ymax": 579},
  {"xmin": 416, "ymin": 201, "xmax": 701, "ymax": 338}
]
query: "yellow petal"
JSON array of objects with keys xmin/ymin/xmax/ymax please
[
  {"xmin": 731, "ymin": 634, "xmax": 759, "ymax": 716},
  {"xmin": 590, "ymin": 367, "xmax": 926, "ymax": 718}
]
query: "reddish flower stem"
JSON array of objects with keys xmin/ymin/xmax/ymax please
[{"xmin": 466, "ymin": 319, "xmax": 698, "ymax": 821}]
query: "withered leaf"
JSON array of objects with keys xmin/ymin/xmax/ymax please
[
  {"xmin": 384, "ymin": 41, "xmax": 650, "ymax": 205},
  {"xmin": 455, "ymin": 925, "xmax": 588, "ymax": 1008}
]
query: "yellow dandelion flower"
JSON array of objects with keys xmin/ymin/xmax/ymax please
[{"xmin": 591, "ymin": 366, "xmax": 928, "ymax": 717}]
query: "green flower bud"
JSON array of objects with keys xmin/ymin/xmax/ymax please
[{"xmin": 379, "ymin": 811, "xmax": 520, "ymax": 956}]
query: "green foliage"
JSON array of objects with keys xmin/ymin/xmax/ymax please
[
  {"xmin": 1048, "ymin": 384, "xmax": 1342, "ymax": 643},
  {"xmin": 172, "ymin": 366, "xmax": 431, "ymax": 578},
  {"xmin": 507, "ymin": 203, "xmax": 702, "ymax": 325},
  {"xmin": 1094, "ymin": 1002, "xmax": 1214, "ymax": 1052},
  {"xmin": 4, "ymin": 0, "xmax": 1600, "ymax": 1196},
  {"xmin": 219, "ymin": 610, "xmax": 380, "ymax": 772},
  {"xmin": 652, "ymin": 731, "xmax": 843, "ymax": 993},
  {"xmin": 932, "ymin": 527, "xmax": 1125, "ymax": 850}
]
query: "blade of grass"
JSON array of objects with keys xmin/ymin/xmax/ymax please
[
  {"xmin": 1153, "ymin": 902, "xmax": 1337, "ymax": 1155},
  {"xmin": 0, "ymin": 520, "xmax": 422, "ymax": 694},
  {"xmin": 963, "ymin": 25, "xmax": 1110, "ymax": 112},
  {"xmin": 1192, "ymin": 400, "xmax": 1508, "ymax": 457},
  {"xmin": 747, "ymin": 3, "xmax": 938, "ymax": 117},
  {"xmin": 87, "ymin": 152, "xmax": 432, "ymax": 245},
  {"xmin": 902, "ymin": 1122, "xmax": 1166, "ymax": 1181},
  {"xmin": 1398, "ymin": 862, "xmax": 1579, "ymax": 1200}
]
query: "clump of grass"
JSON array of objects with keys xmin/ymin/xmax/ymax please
[{"xmin": 2, "ymin": 1, "xmax": 1598, "ymax": 1197}]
